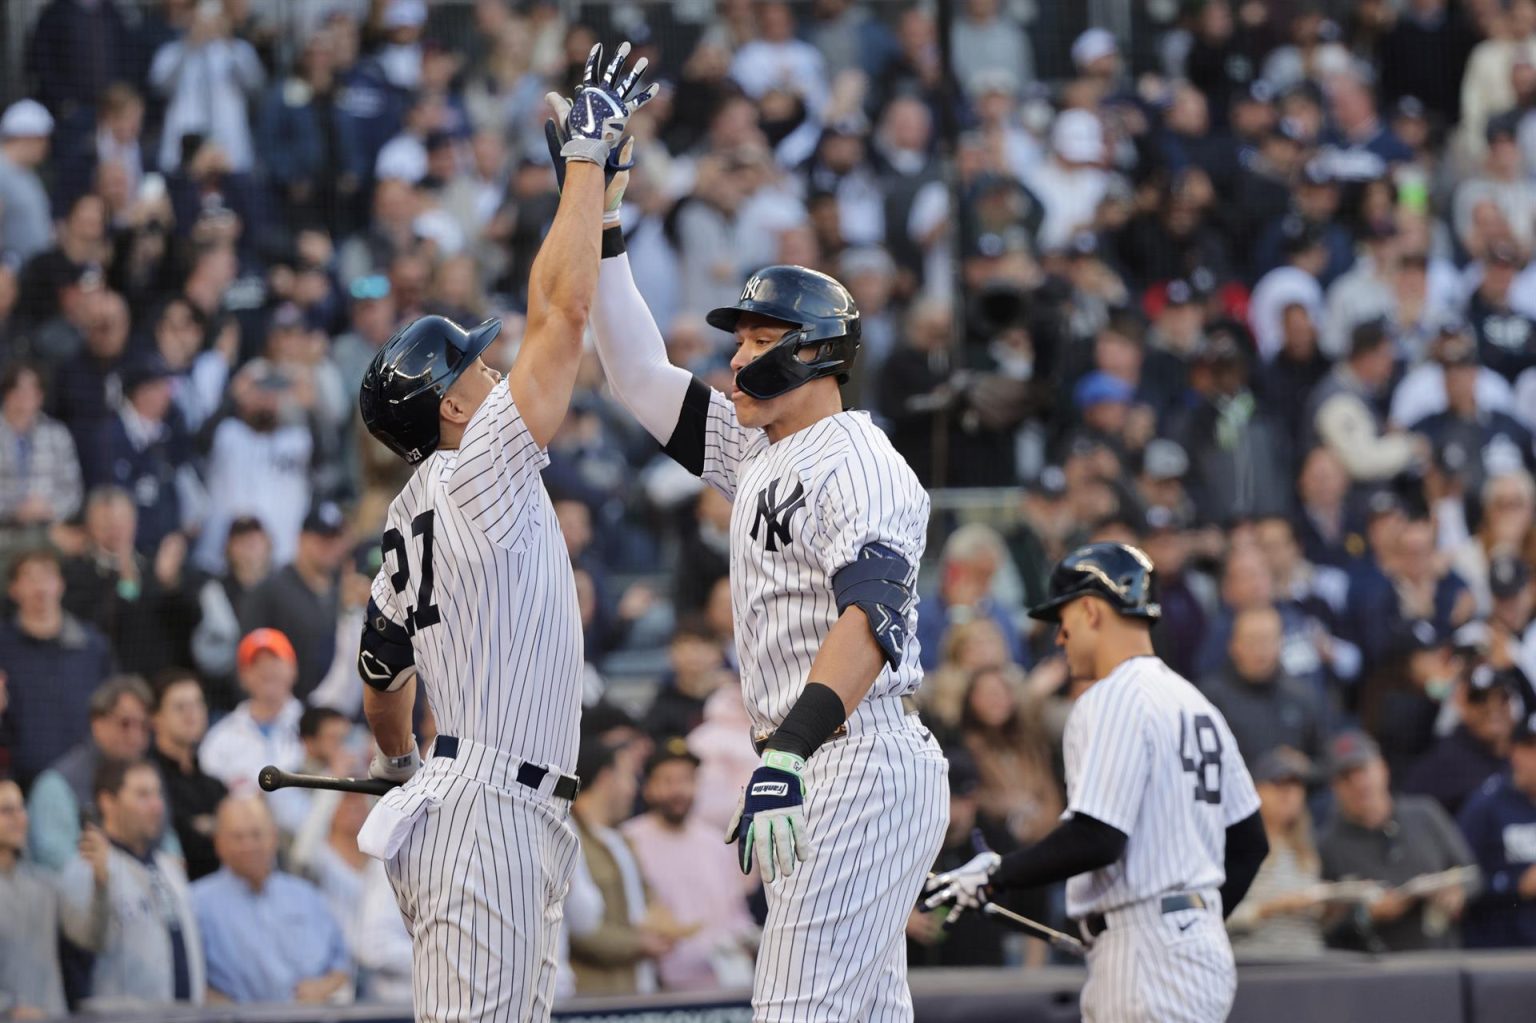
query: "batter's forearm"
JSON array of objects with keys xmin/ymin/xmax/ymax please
[
  {"xmin": 364, "ymin": 676, "xmax": 417, "ymax": 757},
  {"xmin": 1219, "ymin": 811, "xmax": 1269, "ymax": 918},
  {"xmin": 527, "ymin": 161, "xmax": 604, "ymax": 338},
  {"xmin": 808, "ymin": 608, "xmax": 886, "ymax": 716},
  {"xmin": 761, "ymin": 611, "xmax": 883, "ymax": 760},
  {"xmin": 991, "ymin": 814, "xmax": 1128, "ymax": 892}
]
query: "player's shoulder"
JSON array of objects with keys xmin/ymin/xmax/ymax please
[{"xmin": 812, "ymin": 413, "xmax": 925, "ymax": 494}]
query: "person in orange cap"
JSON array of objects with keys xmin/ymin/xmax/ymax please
[{"xmin": 197, "ymin": 628, "xmax": 309, "ymax": 834}]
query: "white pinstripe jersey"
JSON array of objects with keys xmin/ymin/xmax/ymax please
[
  {"xmin": 370, "ymin": 379, "xmax": 584, "ymax": 774},
  {"xmin": 688, "ymin": 384, "xmax": 929, "ymax": 734},
  {"xmin": 1062, "ymin": 655, "xmax": 1260, "ymax": 919}
]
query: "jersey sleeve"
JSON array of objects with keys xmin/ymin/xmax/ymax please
[
  {"xmin": 664, "ymin": 376, "xmax": 759, "ymax": 501},
  {"xmin": 1063, "ymin": 685, "xmax": 1149, "ymax": 835},
  {"xmin": 811, "ymin": 451, "xmax": 929, "ymax": 579},
  {"xmin": 445, "ymin": 378, "xmax": 549, "ymax": 552}
]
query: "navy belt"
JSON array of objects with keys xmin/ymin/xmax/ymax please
[
  {"xmin": 432, "ymin": 736, "xmax": 581, "ymax": 801},
  {"xmin": 1082, "ymin": 893, "xmax": 1208, "ymax": 939}
]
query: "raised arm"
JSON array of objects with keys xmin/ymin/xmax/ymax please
[
  {"xmin": 590, "ymin": 241, "xmax": 693, "ymax": 444},
  {"xmin": 510, "ymin": 43, "xmax": 657, "ymax": 449}
]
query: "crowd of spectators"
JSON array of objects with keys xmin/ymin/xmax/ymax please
[{"xmin": 4, "ymin": 0, "xmax": 1536, "ymax": 1015}]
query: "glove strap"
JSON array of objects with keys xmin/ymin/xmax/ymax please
[
  {"xmin": 380, "ymin": 745, "xmax": 421, "ymax": 773},
  {"xmin": 762, "ymin": 750, "xmax": 806, "ymax": 775},
  {"xmin": 561, "ymin": 137, "xmax": 610, "ymax": 166}
]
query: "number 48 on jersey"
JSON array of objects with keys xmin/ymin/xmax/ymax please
[{"xmin": 1179, "ymin": 713, "xmax": 1223, "ymax": 805}]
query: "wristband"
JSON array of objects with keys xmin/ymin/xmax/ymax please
[
  {"xmin": 764, "ymin": 682, "xmax": 847, "ymax": 760},
  {"xmin": 602, "ymin": 225, "xmax": 627, "ymax": 259}
]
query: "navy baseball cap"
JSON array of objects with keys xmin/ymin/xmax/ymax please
[{"xmin": 302, "ymin": 501, "xmax": 346, "ymax": 538}]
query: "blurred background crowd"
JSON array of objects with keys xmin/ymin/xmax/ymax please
[{"xmin": 3, "ymin": 0, "xmax": 1536, "ymax": 1016}]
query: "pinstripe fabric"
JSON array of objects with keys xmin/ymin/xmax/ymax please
[
  {"xmin": 369, "ymin": 378, "xmax": 584, "ymax": 774},
  {"xmin": 366, "ymin": 379, "xmax": 586, "ymax": 1020},
  {"xmin": 753, "ymin": 722, "xmax": 948, "ymax": 1022},
  {"xmin": 690, "ymin": 388, "xmax": 944, "ymax": 1019},
  {"xmin": 701, "ymin": 402, "xmax": 928, "ymax": 736},
  {"xmin": 1064, "ymin": 655, "xmax": 1257, "ymax": 1023},
  {"xmin": 384, "ymin": 747, "xmax": 580, "ymax": 1023},
  {"xmin": 1079, "ymin": 898, "xmax": 1236, "ymax": 1023},
  {"xmin": 1062, "ymin": 656, "xmax": 1260, "ymax": 920}
]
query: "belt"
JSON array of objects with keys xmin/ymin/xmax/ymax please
[
  {"xmin": 750, "ymin": 695, "xmax": 921, "ymax": 756},
  {"xmin": 1082, "ymin": 893, "xmax": 1208, "ymax": 939},
  {"xmin": 432, "ymin": 735, "xmax": 581, "ymax": 801}
]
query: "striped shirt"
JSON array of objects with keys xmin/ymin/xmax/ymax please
[
  {"xmin": 370, "ymin": 379, "xmax": 583, "ymax": 774},
  {"xmin": 688, "ymin": 384, "xmax": 928, "ymax": 733},
  {"xmin": 1063, "ymin": 655, "xmax": 1260, "ymax": 919}
]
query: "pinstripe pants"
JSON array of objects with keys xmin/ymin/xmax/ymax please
[
  {"xmin": 384, "ymin": 760, "xmax": 580, "ymax": 1023},
  {"xmin": 753, "ymin": 720, "xmax": 949, "ymax": 1023},
  {"xmin": 1078, "ymin": 897, "xmax": 1235, "ymax": 1023}
]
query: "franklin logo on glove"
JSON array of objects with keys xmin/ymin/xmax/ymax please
[{"xmin": 752, "ymin": 781, "xmax": 789, "ymax": 797}]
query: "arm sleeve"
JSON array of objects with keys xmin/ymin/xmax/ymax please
[
  {"xmin": 589, "ymin": 250, "xmax": 692, "ymax": 445},
  {"xmin": 592, "ymin": 250, "xmax": 757, "ymax": 498},
  {"xmin": 990, "ymin": 813, "xmax": 1128, "ymax": 891},
  {"xmin": 445, "ymin": 379, "xmax": 549, "ymax": 553},
  {"xmin": 1314, "ymin": 393, "xmax": 1418, "ymax": 481},
  {"xmin": 1219, "ymin": 810, "xmax": 1269, "ymax": 918},
  {"xmin": 1062, "ymin": 688, "xmax": 1150, "ymax": 835}
]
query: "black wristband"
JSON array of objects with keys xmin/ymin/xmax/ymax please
[
  {"xmin": 601, "ymin": 224, "xmax": 626, "ymax": 259},
  {"xmin": 764, "ymin": 682, "xmax": 847, "ymax": 760}
]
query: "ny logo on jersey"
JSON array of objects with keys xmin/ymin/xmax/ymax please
[{"xmin": 750, "ymin": 477, "xmax": 808, "ymax": 552}]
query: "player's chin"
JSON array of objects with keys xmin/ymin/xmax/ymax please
[{"xmin": 730, "ymin": 390, "xmax": 765, "ymax": 426}]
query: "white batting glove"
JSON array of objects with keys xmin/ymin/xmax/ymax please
[
  {"xmin": 369, "ymin": 743, "xmax": 421, "ymax": 783},
  {"xmin": 726, "ymin": 750, "xmax": 811, "ymax": 882},
  {"xmin": 922, "ymin": 849, "xmax": 1001, "ymax": 923}
]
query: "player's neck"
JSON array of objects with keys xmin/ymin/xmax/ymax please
[
  {"xmin": 1092, "ymin": 639, "xmax": 1157, "ymax": 681},
  {"xmin": 763, "ymin": 390, "xmax": 844, "ymax": 444}
]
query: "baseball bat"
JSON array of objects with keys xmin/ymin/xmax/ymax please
[
  {"xmin": 258, "ymin": 765, "xmax": 398, "ymax": 797},
  {"xmin": 982, "ymin": 903, "xmax": 1089, "ymax": 957}
]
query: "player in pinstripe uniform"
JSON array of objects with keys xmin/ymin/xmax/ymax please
[
  {"xmin": 562, "ymin": 139, "xmax": 948, "ymax": 1019},
  {"xmin": 924, "ymin": 543, "xmax": 1270, "ymax": 1023},
  {"xmin": 349, "ymin": 44, "xmax": 656, "ymax": 1023}
]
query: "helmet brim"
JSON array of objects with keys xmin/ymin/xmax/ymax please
[{"xmin": 1027, "ymin": 591, "xmax": 1162, "ymax": 623}]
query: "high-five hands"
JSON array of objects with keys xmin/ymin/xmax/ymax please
[{"xmin": 545, "ymin": 40, "xmax": 657, "ymax": 184}]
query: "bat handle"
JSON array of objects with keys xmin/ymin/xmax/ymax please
[{"xmin": 258, "ymin": 765, "xmax": 281, "ymax": 792}]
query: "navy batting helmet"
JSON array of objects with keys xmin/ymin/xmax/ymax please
[
  {"xmin": 707, "ymin": 265, "xmax": 860, "ymax": 400},
  {"xmin": 359, "ymin": 315, "xmax": 501, "ymax": 464},
  {"xmin": 1028, "ymin": 542, "xmax": 1162, "ymax": 623}
]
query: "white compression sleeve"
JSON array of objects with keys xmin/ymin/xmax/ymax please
[{"xmin": 592, "ymin": 251, "xmax": 693, "ymax": 445}]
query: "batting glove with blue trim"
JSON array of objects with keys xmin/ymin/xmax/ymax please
[
  {"xmin": 726, "ymin": 750, "xmax": 810, "ymax": 882},
  {"xmin": 545, "ymin": 40, "xmax": 657, "ymax": 169}
]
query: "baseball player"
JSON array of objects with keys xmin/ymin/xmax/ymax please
[
  {"xmin": 351, "ymin": 44, "xmax": 655, "ymax": 1023},
  {"xmin": 562, "ymin": 147, "xmax": 948, "ymax": 1020},
  {"xmin": 924, "ymin": 542, "xmax": 1270, "ymax": 1023}
]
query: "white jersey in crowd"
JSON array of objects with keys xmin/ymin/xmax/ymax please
[
  {"xmin": 369, "ymin": 378, "xmax": 583, "ymax": 773},
  {"xmin": 1063, "ymin": 654, "xmax": 1260, "ymax": 920},
  {"xmin": 690, "ymin": 386, "xmax": 928, "ymax": 733}
]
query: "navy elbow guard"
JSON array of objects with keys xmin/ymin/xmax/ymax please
[
  {"xmin": 832, "ymin": 543, "xmax": 914, "ymax": 668},
  {"xmin": 358, "ymin": 599, "xmax": 416, "ymax": 693}
]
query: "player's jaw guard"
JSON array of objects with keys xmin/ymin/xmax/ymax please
[
  {"xmin": 359, "ymin": 314, "xmax": 502, "ymax": 465},
  {"xmin": 708, "ymin": 265, "xmax": 861, "ymax": 400},
  {"xmin": 1029, "ymin": 541, "xmax": 1162, "ymax": 623}
]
